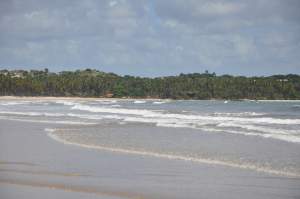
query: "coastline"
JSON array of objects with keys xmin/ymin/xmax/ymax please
[
  {"xmin": 0, "ymin": 96, "xmax": 164, "ymax": 101},
  {"xmin": 1, "ymin": 96, "xmax": 300, "ymax": 102}
]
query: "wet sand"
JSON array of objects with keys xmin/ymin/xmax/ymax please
[{"xmin": 0, "ymin": 119, "xmax": 300, "ymax": 199}]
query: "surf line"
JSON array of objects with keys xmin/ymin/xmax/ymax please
[{"xmin": 46, "ymin": 129, "xmax": 300, "ymax": 178}]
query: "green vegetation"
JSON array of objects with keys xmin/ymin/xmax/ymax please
[{"xmin": 0, "ymin": 69, "xmax": 299, "ymax": 99}]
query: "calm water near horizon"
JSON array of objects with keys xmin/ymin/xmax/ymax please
[{"xmin": 1, "ymin": 98, "xmax": 300, "ymax": 178}]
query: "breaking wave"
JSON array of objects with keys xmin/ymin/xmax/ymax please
[
  {"xmin": 0, "ymin": 101, "xmax": 31, "ymax": 106},
  {"xmin": 68, "ymin": 104, "xmax": 300, "ymax": 143},
  {"xmin": 0, "ymin": 111, "xmax": 65, "ymax": 117},
  {"xmin": 153, "ymin": 101, "xmax": 166, "ymax": 104},
  {"xmin": 1, "ymin": 99, "xmax": 300, "ymax": 143},
  {"xmin": 133, "ymin": 100, "xmax": 146, "ymax": 104},
  {"xmin": 55, "ymin": 100, "xmax": 78, "ymax": 106},
  {"xmin": 71, "ymin": 104, "xmax": 300, "ymax": 125}
]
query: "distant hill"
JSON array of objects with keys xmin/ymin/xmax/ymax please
[{"xmin": 1, "ymin": 69, "xmax": 299, "ymax": 99}]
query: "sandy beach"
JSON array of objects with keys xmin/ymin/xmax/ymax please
[
  {"xmin": 0, "ymin": 97, "xmax": 300, "ymax": 199},
  {"xmin": 2, "ymin": 0, "xmax": 300, "ymax": 197}
]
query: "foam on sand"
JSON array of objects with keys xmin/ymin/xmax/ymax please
[
  {"xmin": 218, "ymin": 122, "xmax": 300, "ymax": 135},
  {"xmin": 202, "ymin": 126, "xmax": 300, "ymax": 143}
]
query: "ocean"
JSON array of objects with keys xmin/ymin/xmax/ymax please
[{"xmin": 1, "ymin": 98, "xmax": 300, "ymax": 178}]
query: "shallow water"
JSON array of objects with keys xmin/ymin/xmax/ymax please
[{"xmin": 1, "ymin": 98, "xmax": 300, "ymax": 177}]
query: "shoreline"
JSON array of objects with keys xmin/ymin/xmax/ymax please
[
  {"xmin": 0, "ymin": 96, "xmax": 164, "ymax": 101},
  {"xmin": 1, "ymin": 96, "xmax": 300, "ymax": 102}
]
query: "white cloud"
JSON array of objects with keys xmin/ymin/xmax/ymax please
[
  {"xmin": 197, "ymin": 2, "xmax": 244, "ymax": 16},
  {"xmin": 109, "ymin": 1, "xmax": 118, "ymax": 7},
  {"xmin": 232, "ymin": 35, "xmax": 256, "ymax": 59},
  {"xmin": 175, "ymin": 45, "xmax": 183, "ymax": 51},
  {"xmin": 164, "ymin": 19, "xmax": 178, "ymax": 28}
]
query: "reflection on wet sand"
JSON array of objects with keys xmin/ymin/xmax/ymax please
[
  {"xmin": 0, "ymin": 168, "xmax": 91, "ymax": 178},
  {"xmin": 0, "ymin": 178, "xmax": 147, "ymax": 199},
  {"xmin": 0, "ymin": 161, "xmax": 37, "ymax": 167}
]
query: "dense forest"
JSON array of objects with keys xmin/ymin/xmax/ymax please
[{"xmin": 0, "ymin": 69, "xmax": 299, "ymax": 100}]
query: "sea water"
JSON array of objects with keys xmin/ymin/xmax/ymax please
[{"xmin": 1, "ymin": 98, "xmax": 300, "ymax": 177}]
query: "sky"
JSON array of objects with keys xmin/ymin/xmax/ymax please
[{"xmin": 0, "ymin": 0, "xmax": 300, "ymax": 77}]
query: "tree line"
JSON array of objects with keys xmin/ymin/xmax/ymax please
[{"xmin": 0, "ymin": 69, "xmax": 299, "ymax": 99}]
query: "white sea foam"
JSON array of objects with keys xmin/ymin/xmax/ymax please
[
  {"xmin": 111, "ymin": 104, "xmax": 121, "ymax": 107},
  {"xmin": 94, "ymin": 100, "xmax": 117, "ymax": 104},
  {"xmin": 46, "ymin": 129, "xmax": 300, "ymax": 178},
  {"xmin": 201, "ymin": 127, "xmax": 262, "ymax": 137},
  {"xmin": 261, "ymin": 133, "xmax": 300, "ymax": 143},
  {"xmin": 67, "ymin": 113, "xmax": 122, "ymax": 120},
  {"xmin": 0, "ymin": 111, "xmax": 65, "ymax": 117},
  {"xmin": 55, "ymin": 100, "xmax": 78, "ymax": 106},
  {"xmin": 71, "ymin": 104, "xmax": 300, "ymax": 125},
  {"xmin": 0, "ymin": 101, "xmax": 31, "ymax": 106},
  {"xmin": 67, "ymin": 113, "xmax": 104, "ymax": 120},
  {"xmin": 69, "ymin": 104, "xmax": 300, "ymax": 142},
  {"xmin": 218, "ymin": 122, "xmax": 300, "ymax": 135},
  {"xmin": 45, "ymin": 128, "xmax": 56, "ymax": 132},
  {"xmin": 67, "ymin": 110, "xmax": 300, "ymax": 143},
  {"xmin": 133, "ymin": 100, "xmax": 146, "ymax": 104},
  {"xmin": 2, "ymin": 101, "xmax": 299, "ymax": 143},
  {"xmin": 71, "ymin": 104, "xmax": 158, "ymax": 116},
  {"xmin": 153, "ymin": 101, "xmax": 166, "ymax": 104},
  {"xmin": 213, "ymin": 112, "xmax": 266, "ymax": 117},
  {"xmin": 202, "ymin": 126, "xmax": 300, "ymax": 143},
  {"xmin": 258, "ymin": 100, "xmax": 300, "ymax": 102},
  {"xmin": 156, "ymin": 122, "xmax": 193, "ymax": 128}
]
